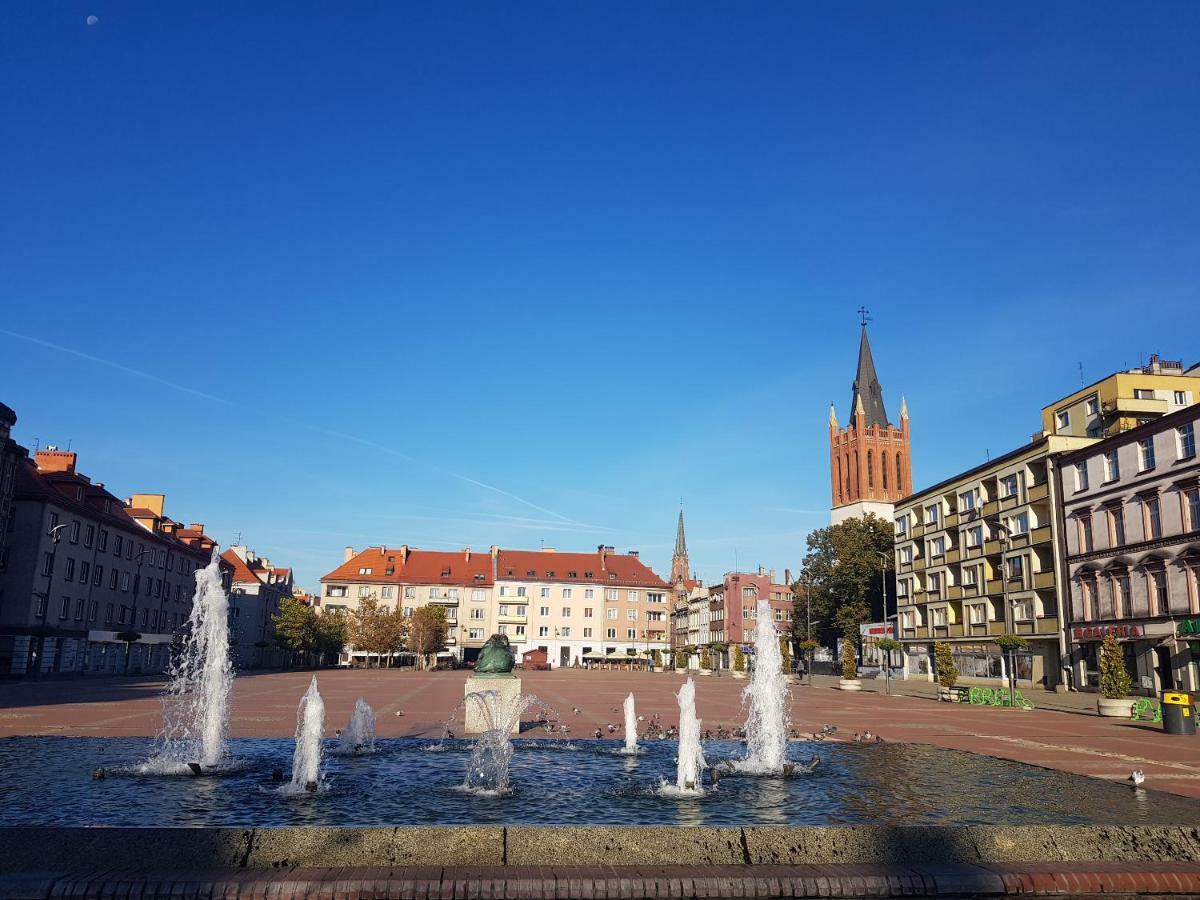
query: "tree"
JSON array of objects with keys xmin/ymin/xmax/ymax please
[
  {"xmin": 779, "ymin": 636, "xmax": 793, "ymax": 675},
  {"xmin": 274, "ymin": 596, "xmax": 319, "ymax": 664},
  {"xmin": 732, "ymin": 644, "xmax": 746, "ymax": 673},
  {"xmin": 1098, "ymin": 634, "xmax": 1131, "ymax": 699},
  {"xmin": 314, "ymin": 611, "xmax": 347, "ymax": 664},
  {"xmin": 651, "ymin": 648, "xmax": 662, "ymax": 669},
  {"xmin": 797, "ymin": 514, "xmax": 895, "ymax": 644},
  {"xmin": 934, "ymin": 641, "xmax": 957, "ymax": 688},
  {"xmin": 348, "ymin": 596, "xmax": 399, "ymax": 667},
  {"xmin": 409, "ymin": 604, "xmax": 449, "ymax": 670}
]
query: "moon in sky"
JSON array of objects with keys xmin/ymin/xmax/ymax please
[{"xmin": 86, "ymin": 15, "xmax": 99, "ymax": 25}]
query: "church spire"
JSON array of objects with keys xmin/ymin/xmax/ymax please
[
  {"xmin": 849, "ymin": 324, "xmax": 889, "ymax": 429},
  {"xmin": 671, "ymin": 507, "xmax": 689, "ymax": 585}
]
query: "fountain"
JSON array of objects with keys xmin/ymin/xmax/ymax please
[
  {"xmin": 336, "ymin": 698, "xmax": 376, "ymax": 755},
  {"xmin": 621, "ymin": 692, "xmax": 639, "ymax": 755},
  {"xmin": 143, "ymin": 549, "xmax": 233, "ymax": 773},
  {"xmin": 731, "ymin": 598, "xmax": 791, "ymax": 775},
  {"xmin": 672, "ymin": 677, "xmax": 706, "ymax": 793},
  {"xmin": 461, "ymin": 689, "xmax": 553, "ymax": 793},
  {"xmin": 287, "ymin": 676, "xmax": 326, "ymax": 794}
]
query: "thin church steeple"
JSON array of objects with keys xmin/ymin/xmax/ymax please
[{"xmin": 671, "ymin": 507, "xmax": 690, "ymax": 585}]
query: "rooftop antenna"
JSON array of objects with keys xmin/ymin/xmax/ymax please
[
  {"xmin": 234, "ymin": 531, "xmax": 242, "ymax": 545},
  {"xmin": 66, "ymin": 439, "xmax": 72, "ymax": 451},
  {"xmin": 33, "ymin": 438, "xmax": 40, "ymax": 452},
  {"xmin": 734, "ymin": 546, "xmax": 739, "ymax": 573},
  {"xmin": 1078, "ymin": 361, "xmax": 1084, "ymax": 385},
  {"xmin": 986, "ymin": 448, "xmax": 991, "ymax": 462},
  {"xmin": 857, "ymin": 306, "xmax": 872, "ymax": 327}
]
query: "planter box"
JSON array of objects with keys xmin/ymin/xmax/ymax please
[
  {"xmin": 696, "ymin": 669, "xmax": 713, "ymax": 676},
  {"xmin": 838, "ymin": 679, "xmax": 862, "ymax": 692},
  {"xmin": 731, "ymin": 671, "xmax": 748, "ymax": 679},
  {"xmin": 1097, "ymin": 696, "xmax": 1132, "ymax": 718}
]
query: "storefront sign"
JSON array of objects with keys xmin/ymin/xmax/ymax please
[
  {"xmin": 859, "ymin": 623, "xmax": 894, "ymax": 638},
  {"xmin": 1179, "ymin": 619, "xmax": 1200, "ymax": 637},
  {"xmin": 1073, "ymin": 624, "xmax": 1142, "ymax": 641}
]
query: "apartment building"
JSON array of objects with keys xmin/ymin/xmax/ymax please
[
  {"xmin": 220, "ymin": 546, "xmax": 294, "ymax": 668},
  {"xmin": 894, "ymin": 434, "xmax": 1092, "ymax": 690},
  {"xmin": 1042, "ymin": 354, "xmax": 1199, "ymax": 439},
  {"xmin": 320, "ymin": 546, "xmax": 494, "ymax": 664},
  {"xmin": 0, "ymin": 447, "xmax": 225, "ymax": 677},
  {"xmin": 494, "ymin": 546, "xmax": 670, "ymax": 668},
  {"xmin": 1058, "ymin": 404, "xmax": 1200, "ymax": 695},
  {"xmin": 0, "ymin": 402, "xmax": 22, "ymax": 577}
]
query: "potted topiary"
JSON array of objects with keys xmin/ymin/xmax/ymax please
[
  {"xmin": 1097, "ymin": 633, "xmax": 1133, "ymax": 717},
  {"xmin": 698, "ymin": 647, "xmax": 713, "ymax": 674},
  {"xmin": 651, "ymin": 648, "xmax": 662, "ymax": 672},
  {"xmin": 780, "ymin": 637, "xmax": 794, "ymax": 681},
  {"xmin": 731, "ymin": 644, "xmax": 747, "ymax": 678},
  {"xmin": 934, "ymin": 641, "xmax": 958, "ymax": 700},
  {"xmin": 674, "ymin": 649, "xmax": 688, "ymax": 672},
  {"xmin": 838, "ymin": 637, "xmax": 861, "ymax": 691},
  {"xmin": 995, "ymin": 633, "xmax": 1030, "ymax": 708}
]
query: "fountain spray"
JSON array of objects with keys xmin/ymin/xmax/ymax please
[
  {"xmin": 337, "ymin": 697, "xmax": 376, "ymax": 754},
  {"xmin": 146, "ymin": 549, "xmax": 233, "ymax": 773},
  {"xmin": 734, "ymin": 598, "xmax": 791, "ymax": 774},
  {"xmin": 675, "ymin": 677, "xmax": 706, "ymax": 792},
  {"xmin": 289, "ymin": 676, "xmax": 326, "ymax": 793},
  {"xmin": 622, "ymin": 693, "xmax": 639, "ymax": 755}
]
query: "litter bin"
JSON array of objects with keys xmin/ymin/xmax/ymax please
[{"xmin": 1161, "ymin": 692, "xmax": 1196, "ymax": 736}]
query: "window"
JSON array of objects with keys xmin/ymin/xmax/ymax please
[
  {"xmin": 1138, "ymin": 438, "xmax": 1156, "ymax": 471},
  {"xmin": 966, "ymin": 525, "xmax": 983, "ymax": 548},
  {"xmin": 1079, "ymin": 515, "xmax": 1093, "ymax": 552},
  {"xmin": 58, "ymin": 596, "xmax": 70, "ymax": 619},
  {"xmin": 380, "ymin": 586, "xmax": 393, "ymax": 599},
  {"xmin": 469, "ymin": 628, "xmax": 484, "ymax": 640},
  {"xmin": 1011, "ymin": 512, "xmax": 1030, "ymax": 535},
  {"xmin": 109, "ymin": 569, "xmax": 118, "ymax": 590},
  {"xmin": 358, "ymin": 586, "xmax": 371, "ymax": 598},
  {"xmin": 1134, "ymin": 388, "xmax": 1154, "ymax": 400},
  {"xmin": 964, "ymin": 565, "xmax": 978, "ymax": 587},
  {"xmin": 561, "ymin": 606, "xmax": 571, "ymax": 617},
  {"xmin": 1000, "ymin": 474, "xmax": 1019, "ymax": 497},
  {"xmin": 896, "ymin": 578, "xmax": 909, "ymax": 598},
  {"xmin": 121, "ymin": 573, "xmax": 130, "ymax": 591},
  {"xmin": 514, "ymin": 625, "xmax": 526, "ymax": 637},
  {"xmin": 968, "ymin": 603, "xmax": 986, "ymax": 625},
  {"xmin": 1085, "ymin": 396, "xmax": 1099, "ymax": 416},
  {"xmin": 105, "ymin": 603, "xmax": 113, "ymax": 624},
  {"xmin": 601, "ymin": 627, "xmax": 614, "ymax": 639},
  {"xmin": 648, "ymin": 592, "xmax": 665, "ymax": 604},
  {"xmin": 583, "ymin": 607, "xmax": 593, "ymax": 618},
  {"xmin": 1150, "ymin": 570, "xmax": 1168, "ymax": 614},
  {"xmin": 1103, "ymin": 450, "xmax": 1120, "ymax": 482},
  {"xmin": 924, "ymin": 504, "xmax": 939, "ymax": 526},
  {"xmin": 627, "ymin": 609, "xmax": 637, "ymax": 621},
  {"xmin": 1055, "ymin": 409, "xmax": 1070, "ymax": 431},
  {"xmin": 584, "ymin": 589, "xmax": 594, "ymax": 599},
  {"xmin": 79, "ymin": 561, "xmax": 90, "ymax": 584},
  {"xmin": 1074, "ymin": 462, "xmax": 1089, "ymax": 492},
  {"xmin": 540, "ymin": 587, "xmax": 550, "ymax": 598},
  {"xmin": 404, "ymin": 586, "xmax": 416, "ymax": 598},
  {"xmin": 895, "ymin": 516, "xmax": 908, "ymax": 536},
  {"xmin": 931, "ymin": 536, "xmax": 945, "ymax": 557},
  {"xmin": 74, "ymin": 598, "xmax": 84, "ymax": 620},
  {"xmin": 900, "ymin": 546, "xmax": 913, "ymax": 565},
  {"xmin": 560, "ymin": 626, "xmax": 571, "ymax": 637},
  {"xmin": 64, "ymin": 557, "xmax": 75, "ymax": 581},
  {"xmin": 97, "ymin": 529, "xmax": 108, "ymax": 552},
  {"xmin": 928, "ymin": 572, "xmax": 942, "ymax": 599},
  {"xmin": 1007, "ymin": 555, "xmax": 1024, "ymax": 580},
  {"xmin": 583, "ymin": 628, "xmax": 592, "ymax": 638},
  {"xmin": 69, "ymin": 521, "xmax": 80, "ymax": 543},
  {"xmin": 1178, "ymin": 424, "xmax": 1196, "ymax": 460},
  {"xmin": 628, "ymin": 591, "xmax": 638, "ymax": 602},
  {"xmin": 606, "ymin": 589, "xmax": 618, "ymax": 601},
  {"xmin": 959, "ymin": 489, "xmax": 977, "ymax": 511},
  {"xmin": 93, "ymin": 564, "xmax": 103, "ymax": 586},
  {"xmin": 471, "ymin": 589, "xmax": 485, "ymax": 601},
  {"xmin": 627, "ymin": 628, "xmax": 636, "ymax": 640},
  {"xmin": 113, "ymin": 534, "xmax": 122, "ymax": 556},
  {"xmin": 1174, "ymin": 390, "xmax": 1188, "ymax": 406},
  {"xmin": 1146, "ymin": 496, "xmax": 1162, "ymax": 538},
  {"xmin": 1013, "ymin": 599, "xmax": 1033, "ymax": 621},
  {"xmin": 516, "ymin": 587, "xmax": 527, "ymax": 597},
  {"xmin": 1186, "ymin": 488, "xmax": 1200, "ymax": 531},
  {"xmin": 538, "ymin": 626, "xmax": 549, "ymax": 637},
  {"xmin": 932, "ymin": 607, "xmax": 947, "ymax": 627},
  {"xmin": 606, "ymin": 608, "xmax": 617, "ymax": 620},
  {"xmin": 1116, "ymin": 575, "xmax": 1132, "ymax": 618},
  {"xmin": 470, "ymin": 608, "xmax": 484, "ymax": 620},
  {"xmin": 562, "ymin": 588, "xmax": 572, "ymax": 599},
  {"xmin": 1109, "ymin": 507, "xmax": 1126, "ymax": 546},
  {"xmin": 357, "ymin": 567, "xmax": 372, "ymax": 575},
  {"xmin": 539, "ymin": 606, "xmax": 549, "ymax": 616}
]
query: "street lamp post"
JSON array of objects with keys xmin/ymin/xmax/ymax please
[
  {"xmin": 31, "ymin": 523, "xmax": 72, "ymax": 678},
  {"xmin": 987, "ymin": 519, "xmax": 1017, "ymax": 707},
  {"xmin": 875, "ymin": 550, "xmax": 892, "ymax": 679}
]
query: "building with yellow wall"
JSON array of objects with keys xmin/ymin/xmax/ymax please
[{"xmin": 1042, "ymin": 355, "xmax": 1199, "ymax": 439}]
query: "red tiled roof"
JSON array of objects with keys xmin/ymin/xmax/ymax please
[
  {"xmin": 495, "ymin": 549, "xmax": 668, "ymax": 588},
  {"xmin": 221, "ymin": 549, "xmax": 266, "ymax": 586},
  {"xmin": 322, "ymin": 547, "xmax": 493, "ymax": 585},
  {"xmin": 125, "ymin": 507, "xmax": 161, "ymax": 519}
]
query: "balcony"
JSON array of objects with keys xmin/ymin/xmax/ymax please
[
  {"xmin": 497, "ymin": 610, "xmax": 528, "ymax": 623},
  {"xmin": 948, "ymin": 585, "xmax": 963, "ymax": 601},
  {"xmin": 1034, "ymin": 571, "xmax": 1055, "ymax": 590},
  {"xmin": 944, "ymin": 512, "xmax": 959, "ymax": 528},
  {"xmin": 1036, "ymin": 616, "xmax": 1061, "ymax": 635},
  {"xmin": 1031, "ymin": 525, "xmax": 1053, "ymax": 545},
  {"xmin": 427, "ymin": 594, "xmax": 460, "ymax": 606},
  {"xmin": 985, "ymin": 579, "xmax": 1004, "ymax": 595},
  {"xmin": 1112, "ymin": 396, "xmax": 1168, "ymax": 416},
  {"xmin": 945, "ymin": 548, "xmax": 961, "ymax": 564},
  {"xmin": 1028, "ymin": 482, "xmax": 1050, "ymax": 503}
]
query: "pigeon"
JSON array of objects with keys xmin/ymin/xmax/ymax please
[
  {"xmin": 607, "ymin": 723, "xmax": 617, "ymax": 733},
  {"xmin": 862, "ymin": 730, "xmax": 874, "ymax": 742},
  {"xmin": 92, "ymin": 768, "xmax": 106, "ymax": 780},
  {"xmin": 796, "ymin": 754, "xmax": 821, "ymax": 774},
  {"xmin": 1130, "ymin": 769, "xmax": 1145, "ymax": 787},
  {"xmin": 394, "ymin": 710, "xmax": 404, "ymax": 717},
  {"xmin": 593, "ymin": 728, "xmax": 603, "ymax": 739},
  {"xmin": 573, "ymin": 707, "xmax": 582, "ymax": 715},
  {"xmin": 637, "ymin": 715, "xmax": 645, "ymax": 722}
]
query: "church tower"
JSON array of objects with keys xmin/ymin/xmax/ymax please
[
  {"xmin": 670, "ymin": 508, "xmax": 689, "ymax": 585},
  {"xmin": 829, "ymin": 316, "xmax": 912, "ymax": 524}
]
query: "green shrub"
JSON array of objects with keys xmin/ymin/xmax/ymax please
[
  {"xmin": 934, "ymin": 641, "xmax": 957, "ymax": 688},
  {"xmin": 841, "ymin": 637, "xmax": 857, "ymax": 680},
  {"xmin": 732, "ymin": 644, "xmax": 745, "ymax": 672},
  {"xmin": 1098, "ymin": 633, "xmax": 1132, "ymax": 699},
  {"xmin": 651, "ymin": 648, "xmax": 662, "ymax": 668},
  {"xmin": 780, "ymin": 637, "xmax": 793, "ymax": 674},
  {"xmin": 699, "ymin": 647, "xmax": 712, "ymax": 670},
  {"xmin": 674, "ymin": 649, "xmax": 687, "ymax": 670}
]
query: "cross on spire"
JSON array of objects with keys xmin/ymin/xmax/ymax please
[{"xmin": 857, "ymin": 306, "xmax": 871, "ymax": 326}]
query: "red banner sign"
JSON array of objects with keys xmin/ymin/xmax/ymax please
[{"xmin": 1073, "ymin": 624, "xmax": 1142, "ymax": 641}]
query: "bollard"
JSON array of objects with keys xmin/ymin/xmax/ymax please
[{"xmin": 1161, "ymin": 692, "xmax": 1196, "ymax": 736}]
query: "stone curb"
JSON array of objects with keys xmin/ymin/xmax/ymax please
[{"xmin": 3, "ymin": 825, "xmax": 1200, "ymax": 874}]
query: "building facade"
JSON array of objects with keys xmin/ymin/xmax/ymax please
[
  {"xmin": 830, "ymin": 324, "xmax": 912, "ymax": 524},
  {"xmin": 0, "ymin": 402, "xmax": 23, "ymax": 580},
  {"xmin": 0, "ymin": 447, "xmax": 225, "ymax": 677},
  {"xmin": 894, "ymin": 434, "xmax": 1092, "ymax": 690},
  {"xmin": 1058, "ymin": 404, "xmax": 1200, "ymax": 696},
  {"xmin": 1042, "ymin": 355, "xmax": 1199, "ymax": 439},
  {"xmin": 673, "ymin": 567, "xmax": 792, "ymax": 668},
  {"xmin": 220, "ymin": 546, "xmax": 293, "ymax": 668}
]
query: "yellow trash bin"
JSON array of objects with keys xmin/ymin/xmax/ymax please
[{"xmin": 1161, "ymin": 692, "xmax": 1196, "ymax": 736}]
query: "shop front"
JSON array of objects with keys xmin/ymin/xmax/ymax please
[{"xmin": 1071, "ymin": 622, "xmax": 1184, "ymax": 696}]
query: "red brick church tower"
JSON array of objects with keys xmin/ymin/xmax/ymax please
[{"xmin": 829, "ymin": 314, "xmax": 912, "ymax": 523}]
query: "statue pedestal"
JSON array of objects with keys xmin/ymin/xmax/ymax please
[{"xmin": 464, "ymin": 676, "xmax": 523, "ymax": 734}]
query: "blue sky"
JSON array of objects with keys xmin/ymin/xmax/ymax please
[{"xmin": 2, "ymin": 2, "xmax": 1198, "ymax": 591}]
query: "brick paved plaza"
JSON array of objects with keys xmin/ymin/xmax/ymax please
[{"xmin": 2, "ymin": 668, "xmax": 1197, "ymax": 798}]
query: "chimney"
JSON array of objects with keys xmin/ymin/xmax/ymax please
[
  {"xmin": 35, "ymin": 448, "xmax": 77, "ymax": 474},
  {"xmin": 628, "ymin": 550, "xmax": 639, "ymax": 557},
  {"xmin": 464, "ymin": 547, "xmax": 471, "ymax": 562},
  {"xmin": 400, "ymin": 545, "xmax": 410, "ymax": 564},
  {"xmin": 598, "ymin": 544, "xmax": 608, "ymax": 569},
  {"xmin": 344, "ymin": 547, "xmax": 355, "ymax": 563},
  {"xmin": 380, "ymin": 546, "xmax": 386, "ymax": 556},
  {"xmin": 769, "ymin": 569, "xmax": 776, "ymax": 583},
  {"xmin": 188, "ymin": 523, "xmax": 205, "ymax": 533},
  {"xmin": 784, "ymin": 568, "xmax": 792, "ymax": 585},
  {"xmin": 757, "ymin": 565, "xmax": 766, "ymax": 577},
  {"xmin": 541, "ymin": 547, "xmax": 556, "ymax": 553}
]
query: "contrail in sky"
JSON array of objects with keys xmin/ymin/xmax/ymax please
[{"xmin": 0, "ymin": 327, "xmax": 582, "ymax": 526}]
